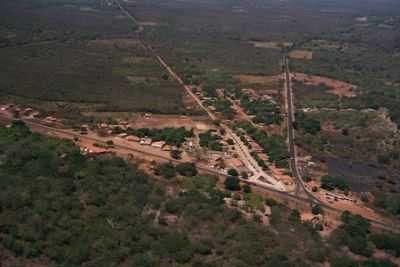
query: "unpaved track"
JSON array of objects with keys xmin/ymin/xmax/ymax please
[
  {"xmin": 113, "ymin": 0, "xmax": 288, "ymax": 191},
  {"xmin": 87, "ymin": 1, "xmax": 400, "ymax": 232}
]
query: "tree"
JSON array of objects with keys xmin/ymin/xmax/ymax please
[
  {"xmin": 227, "ymin": 168, "xmax": 239, "ymax": 177},
  {"xmin": 321, "ymin": 175, "xmax": 349, "ymax": 191},
  {"xmin": 176, "ymin": 162, "xmax": 197, "ymax": 177},
  {"xmin": 338, "ymin": 211, "xmax": 372, "ymax": 256},
  {"xmin": 106, "ymin": 140, "xmax": 114, "ymax": 147},
  {"xmin": 362, "ymin": 259, "xmax": 397, "ymax": 267},
  {"xmin": 224, "ymin": 176, "xmax": 241, "ymax": 191},
  {"xmin": 330, "ymin": 256, "xmax": 358, "ymax": 267},
  {"xmin": 170, "ymin": 149, "xmax": 182, "ymax": 160},
  {"xmin": 311, "ymin": 205, "xmax": 322, "ymax": 215},
  {"xmin": 243, "ymin": 184, "xmax": 252, "ymax": 193},
  {"xmin": 289, "ymin": 209, "xmax": 301, "ymax": 223},
  {"xmin": 155, "ymin": 163, "xmax": 176, "ymax": 179}
]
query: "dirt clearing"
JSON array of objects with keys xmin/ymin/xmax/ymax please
[
  {"xmin": 90, "ymin": 38, "xmax": 142, "ymax": 49},
  {"xmin": 129, "ymin": 114, "xmax": 213, "ymax": 131},
  {"xmin": 122, "ymin": 56, "xmax": 151, "ymax": 64},
  {"xmin": 248, "ymin": 41, "xmax": 292, "ymax": 49},
  {"xmin": 289, "ymin": 50, "xmax": 313, "ymax": 60},
  {"xmin": 235, "ymin": 74, "xmax": 281, "ymax": 85},
  {"xmin": 292, "ymin": 73, "xmax": 357, "ymax": 97},
  {"xmin": 138, "ymin": 21, "xmax": 159, "ymax": 26}
]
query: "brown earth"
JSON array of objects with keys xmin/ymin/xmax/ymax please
[
  {"xmin": 90, "ymin": 38, "xmax": 142, "ymax": 49},
  {"xmin": 137, "ymin": 21, "xmax": 159, "ymax": 26},
  {"xmin": 235, "ymin": 74, "xmax": 281, "ymax": 85},
  {"xmin": 129, "ymin": 114, "xmax": 213, "ymax": 131},
  {"xmin": 248, "ymin": 41, "xmax": 292, "ymax": 49},
  {"xmin": 122, "ymin": 56, "xmax": 151, "ymax": 64},
  {"xmin": 292, "ymin": 72, "xmax": 357, "ymax": 97},
  {"xmin": 288, "ymin": 50, "xmax": 313, "ymax": 60}
]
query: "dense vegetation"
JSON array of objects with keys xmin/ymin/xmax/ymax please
[
  {"xmin": 199, "ymin": 130, "xmax": 223, "ymax": 152},
  {"xmin": 320, "ymin": 175, "xmax": 350, "ymax": 192},
  {"xmin": 295, "ymin": 112, "xmax": 321, "ymax": 135},
  {"xmin": 240, "ymin": 95, "xmax": 283, "ymax": 125},
  {"xmin": 214, "ymin": 98, "xmax": 235, "ymax": 120},
  {"xmin": 236, "ymin": 122, "xmax": 289, "ymax": 168},
  {"xmin": 1, "ymin": 123, "xmax": 399, "ymax": 266}
]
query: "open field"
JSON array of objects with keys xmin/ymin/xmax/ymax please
[
  {"xmin": 288, "ymin": 50, "xmax": 313, "ymax": 60},
  {"xmin": 0, "ymin": 39, "xmax": 184, "ymax": 114},
  {"xmin": 292, "ymin": 73, "xmax": 357, "ymax": 98},
  {"xmin": 0, "ymin": 0, "xmax": 188, "ymax": 116}
]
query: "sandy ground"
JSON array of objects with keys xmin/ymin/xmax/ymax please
[
  {"xmin": 373, "ymin": 250, "xmax": 400, "ymax": 266},
  {"xmin": 137, "ymin": 21, "xmax": 159, "ymax": 26},
  {"xmin": 269, "ymin": 165, "xmax": 294, "ymax": 186},
  {"xmin": 90, "ymin": 38, "xmax": 142, "ymax": 48},
  {"xmin": 292, "ymin": 72, "xmax": 357, "ymax": 98},
  {"xmin": 301, "ymin": 212, "xmax": 339, "ymax": 237},
  {"xmin": 288, "ymin": 50, "xmax": 313, "ymax": 60},
  {"xmin": 128, "ymin": 114, "xmax": 213, "ymax": 131},
  {"xmin": 31, "ymin": 124, "xmax": 191, "ymax": 163},
  {"xmin": 235, "ymin": 74, "xmax": 281, "ymax": 85},
  {"xmin": 248, "ymin": 41, "xmax": 292, "ymax": 49},
  {"xmin": 122, "ymin": 56, "xmax": 151, "ymax": 64}
]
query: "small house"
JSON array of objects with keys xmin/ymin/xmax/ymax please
[
  {"xmin": 127, "ymin": 135, "xmax": 140, "ymax": 142},
  {"xmin": 140, "ymin": 138, "xmax": 152, "ymax": 146},
  {"xmin": 152, "ymin": 141, "xmax": 166, "ymax": 148}
]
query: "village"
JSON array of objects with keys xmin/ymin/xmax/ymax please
[{"xmin": 0, "ymin": 95, "xmax": 386, "ymax": 227}]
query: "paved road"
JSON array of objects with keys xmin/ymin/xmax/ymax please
[{"xmin": 284, "ymin": 56, "xmax": 315, "ymax": 199}]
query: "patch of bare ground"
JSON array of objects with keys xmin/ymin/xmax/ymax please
[
  {"xmin": 137, "ymin": 21, "xmax": 159, "ymax": 26},
  {"xmin": 309, "ymin": 39, "xmax": 346, "ymax": 50},
  {"xmin": 301, "ymin": 212, "xmax": 339, "ymax": 238},
  {"xmin": 90, "ymin": 38, "xmax": 142, "ymax": 49},
  {"xmin": 269, "ymin": 164, "xmax": 294, "ymax": 187},
  {"xmin": 126, "ymin": 76, "xmax": 155, "ymax": 83},
  {"xmin": 235, "ymin": 74, "xmax": 281, "ymax": 85},
  {"xmin": 373, "ymin": 250, "xmax": 400, "ymax": 266},
  {"xmin": 182, "ymin": 92, "xmax": 205, "ymax": 114},
  {"xmin": 375, "ymin": 108, "xmax": 398, "ymax": 133},
  {"xmin": 129, "ymin": 114, "xmax": 213, "ymax": 131},
  {"xmin": 122, "ymin": 56, "xmax": 151, "ymax": 64},
  {"xmin": 248, "ymin": 41, "xmax": 292, "ymax": 49},
  {"xmin": 288, "ymin": 50, "xmax": 313, "ymax": 60},
  {"xmin": 292, "ymin": 72, "xmax": 357, "ymax": 98},
  {"xmin": 79, "ymin": 6, "xmax": 99, "ymax": 12}
]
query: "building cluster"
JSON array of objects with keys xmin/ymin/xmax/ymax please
[
  {"xmin": 116, "ymin": 132, "xmax": 174, "ymax": 151},
  {"xmin": 0, "ymin": 104, "xmax": 40, "ymax": 119}
]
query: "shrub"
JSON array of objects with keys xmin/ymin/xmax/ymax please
[
  {"xmin": 224, "ymin": 176, "xmax": 241, "ymax": 191},
  {"xmin": 176, "ymin": 162, "xmax": 197, "ymax": 177},
  {"xmin": 227, "ymin": 168, "xmax": 239, "ymax": 177},
  {"xmin": 155, "ymin": 163, "xmax": 176, "ymax": 179}
]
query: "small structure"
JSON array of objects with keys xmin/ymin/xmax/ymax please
[
  {"xmin": 31, "ymin": 111, "xmax": 40, "ymax": 118},
  {"xmin": 23, "ymin": 107, "xmax": 33, "ymax": 115},
  {"xmin": 117, "ymin": 133, "xmax": 128, "ymax": 138},
  {"xmin": 140, "ymin": 137, "xmax": 152, "ymax": 146},
  {"xmin": 126, "ymin": 135, "xmax": 140, "ymax": 142},
  {"xmin": 162, "ymin": 145, "xmax": 172, "ymax": 151},
  {"xmin": 43, "ymin": 116, "xmax": 58, "ymax": 125},
  {"xmin": 264, "ymin": 205, "xmax": 272, "ymax": 216},
  {"xmin": 151, "ymin": 141, "xmax": 166, "ymax": 148}
]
